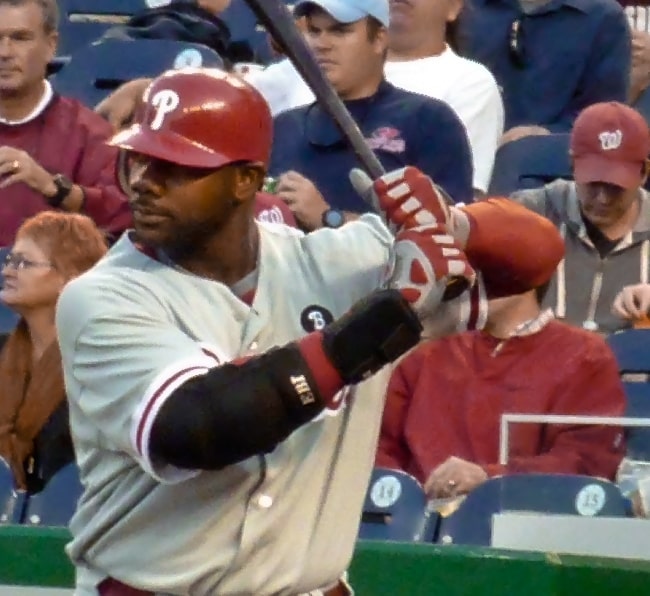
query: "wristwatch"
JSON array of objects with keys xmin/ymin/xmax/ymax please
[
  {"xmin": 46, "ymin": 174, "xmax": 73, "ymax": 208},
  {"xmin": 321, "ymin": 208, "xmax": 346, "ymax": 229}
]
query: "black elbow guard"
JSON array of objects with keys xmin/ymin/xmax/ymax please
[
  {"xmin": 150, "ymin": 289, "xmax": 422, "ymax": 470},
  {"xmin": 150, "ymin": 344, "xmax": 325, "ymax": 470}
]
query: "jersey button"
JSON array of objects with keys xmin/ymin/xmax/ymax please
[
  {"xmin": 248, "ymin": 341, "xmax": 259, "ymax": 351},
  {"xmin": 257, "ymin": 494, "xmax": 273, "ymax": 509}
]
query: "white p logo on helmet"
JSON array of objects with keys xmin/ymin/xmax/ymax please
[{"xmin": 150, "ymin": 89, "xmax": 180, "ymax": 130}]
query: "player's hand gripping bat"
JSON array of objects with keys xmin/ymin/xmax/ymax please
[{"xmin": 242, "ymin": 0, "xmax": 469, "ymax": 300}]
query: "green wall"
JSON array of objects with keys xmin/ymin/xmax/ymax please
[{"xmin": 1, "ymin": 527, "xmax": 649, "ymax": 594}]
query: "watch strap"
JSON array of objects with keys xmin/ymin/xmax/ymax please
[{"xmin": 46, "ymin": 174, "xmax": 73, "ymax": 208}]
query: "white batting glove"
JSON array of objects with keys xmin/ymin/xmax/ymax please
[{"xmin": 387, "ymin": 225, "xmax": 476, "ymax": 319}]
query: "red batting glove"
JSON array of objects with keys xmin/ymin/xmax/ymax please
[
  {"xmin": 349, "ymin": 166, "xmax": 452, "ymax": 233},
  {"xmin": 388, "ymin": 224, "xmax": 476, "ymax": 318}
]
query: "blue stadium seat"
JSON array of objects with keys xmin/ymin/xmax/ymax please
[
  {"xmin": 608, "ymin": 329, "xmax": 650, "ymax": 374},
  {"xmin": 358, "ymin": 467, "xmax": 438, "ymax": 542},
  {"xmin": 607, "ymin": 330, "xmax": 650, "ymax": 459},
  {"xmin": 57, "ymin": 0, "xmax": 146, "ymax": 58},
  {"xmin": 22, "ymin": 463, "xmax": 83, "ymax": 527},
  {"xmin": 435, "ymin": 474, "xmax": 627, "ymax": 547},
  {"xmin": 219, "ymin": 0, "xmax": 274, "ymax": 64},
  {"xmin": 622, "ymin": 382, "xmax": 650, "ymax": 460},
  {"xmin": 51, "ymin": 38, "xmax": 225, "ymax": 108},
  {"xmin": 488, "ymin": 133, "xmax": 573, "ymax": 196},
  {"xmin": 0, "ymin": 461, "xmax": 26, "ymax": 525}
]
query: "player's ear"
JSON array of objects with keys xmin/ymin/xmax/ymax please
[{"xmin": 231, "ymin": 164, "xmax": 266, "ymax": 202}]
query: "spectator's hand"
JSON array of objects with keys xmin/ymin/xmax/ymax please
[
  {"xmin": 612, "ymin": 283, "xmax": 650, "ymax": 320},
  {"xmin": 349, "ymin": 166, "xmax": 451, "ymax": 234},
  {"xmin": 95, "ymin": 78, "xmax": 152, "ymax": 131},
  {"xmin": 499, "ymin": 125, "xmax": 550, "ymax": 147},
  {"xmin": 0, "ymin": 147, "xmax": 57, "ymax": 196},
  {"xmin": 630, "ymin": 31, "xmax": 650, "ymax": 104},
  {"xmin": 424, "ymin": 456, "xmax": 488, "ymax": 499},
  {"xmin": 276, "ymin": 170, "xmax": 330, "ymax": 231}
]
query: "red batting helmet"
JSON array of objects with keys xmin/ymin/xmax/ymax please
[{"xmin": 108, "ymin": 68, "xmax": 273, "ymax": 169}]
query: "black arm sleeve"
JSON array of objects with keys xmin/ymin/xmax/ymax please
[
  {"xmin": 150, "ymin": 344, "xmax": 325, "ymax": 470},
  {"xmin": 150, "ymin": 289, "xmax": 422, "ymax": 471}
]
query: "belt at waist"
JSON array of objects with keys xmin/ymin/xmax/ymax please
[{"xmin": 98, "ymin": 578, "xmax": 352, "ymax": 596}]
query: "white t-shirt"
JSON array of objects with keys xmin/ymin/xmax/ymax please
[{"xmin": 246, "ymin": 47, "xmax": 504, "ymax": 193}]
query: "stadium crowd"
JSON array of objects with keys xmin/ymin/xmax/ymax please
[{"xmin": 0, "ymin": 0, "xmax": 650, "ymax": 592}]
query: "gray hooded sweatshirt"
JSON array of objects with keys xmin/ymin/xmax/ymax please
[{"xmin": 511, "ymin": 179, "xmax": 650, "ymax": 334}]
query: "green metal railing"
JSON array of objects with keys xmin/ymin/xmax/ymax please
[{"xmin": 1, "ymin": 527, "xmax": 650, "ymax": 594}]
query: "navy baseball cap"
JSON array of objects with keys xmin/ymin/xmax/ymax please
[{"xmin": 294, "ymin": 0, "xmax": 389, "ymax": 27}]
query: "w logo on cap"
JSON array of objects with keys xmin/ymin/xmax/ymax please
[
  {"xmin": 598, "ymin": 129, "xmax": 623, "ymax": 151},
  {"xmin": 150, "ymin": 89, "xmax": 180, "ymax": 130}
]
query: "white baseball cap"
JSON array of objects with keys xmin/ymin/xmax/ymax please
[{"xmin": 294, "ymin": 0, "xmax": 389, "ymax": 27}]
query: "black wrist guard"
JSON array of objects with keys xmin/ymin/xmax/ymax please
[{"xmin": 322, "ymin": 289, "xmax": 422, "ymax": 384}]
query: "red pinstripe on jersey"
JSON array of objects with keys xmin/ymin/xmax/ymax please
[{"xmin": 135, "ymin": 365, "xmax": 208, "ymax": 456}]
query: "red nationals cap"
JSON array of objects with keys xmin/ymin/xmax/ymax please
[{"xmin": 571, "ymin": 102, "xmax": 650, "ymax": 190}]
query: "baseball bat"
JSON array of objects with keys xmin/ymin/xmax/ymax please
[{"xmin": 244, "ymin": 0, "xmax": 468, "ymax": 299}]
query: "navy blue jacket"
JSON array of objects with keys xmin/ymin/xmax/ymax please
[
  {"xmin": 269, "ymin": 81, "xmax": 474, "ymax": 213},
  {"xmin": 101, "ymin": 0, "xmax": 233, "ymax": 63},
  {"xmin": 457, "ymin": 0, "xmax": 631, "ymax": 131}
]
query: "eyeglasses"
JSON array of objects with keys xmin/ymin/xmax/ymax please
[{"xmin": 3, "ymin": 253, "xmax": 53, "ymax": 271}]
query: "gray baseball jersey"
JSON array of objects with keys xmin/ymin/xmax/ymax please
[{"xmin": 56, "ymin": 215, "xmax": 394, "ymax": 596}]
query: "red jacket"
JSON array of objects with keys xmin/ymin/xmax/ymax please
[
  {"xmin": 0, "ymin": 94, "xmax": 131, "ymax": 245},
  {"xmin": 376, "ymin": 320, "xmax": 626, "ymax": 482}
]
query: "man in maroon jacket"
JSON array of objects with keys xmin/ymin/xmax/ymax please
[
  {"xmin": 0, "ymin": 0, "xmax": 130, "ymax": 246},
  {"xmin": 376, "ymin": 221, "xmax": 627, "ymax": 497}
]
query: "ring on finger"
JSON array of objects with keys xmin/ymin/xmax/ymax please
[{"xmin": 11, "ymin": 160, "xmax": 19, "ymax": 172}]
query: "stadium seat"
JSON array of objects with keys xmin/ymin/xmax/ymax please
[
  {"xmin": 0, "ymin": 461, "xmax": 26, "ymax": 525},
  {"xmin": 57, "ymin": 0, "xmax": 146, "ymax": 58},
  {"xmin": 51, "ymin": 38, "xmax": 225, "ymax": 108},
  {"xmin": 607, "ymin": 330, "xmax": 650, "ymax": 459},
  {"xmin": 219, "ymin": 0, "xmax": 274, "ymax": 64},
  {"xmin": 435, "ymin": 474, "xmax": 627, "ymax": 547},
  {"xmin": 22, "ymin": 463, "xmax": 83, "ymax": 527},
  {"xmin": 488, "ymin": 133, "xmax": 573, "ymax": 196},
  {"xmin": 608, "ymin": 329, "xmax": 650, "ymax": 374},
  {"xmin": 621, "ymin": 382, "xmax": 650, "ymax": 460},
  {"xmin": 358, "ymin": 467, "xmax": 438, "ymax": 542}
]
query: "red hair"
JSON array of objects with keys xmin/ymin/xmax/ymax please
[{"xmin": 15, "ymin": 211, "xmax": 108, "ymax": 281}]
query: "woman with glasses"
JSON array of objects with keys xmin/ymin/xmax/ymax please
[{"xmin": 0, "ymin": 212, "xmax": 107, "ymax": 492}]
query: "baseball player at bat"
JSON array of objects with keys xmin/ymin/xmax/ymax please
[{"xmin": 57, "ymin": 68, "xmax": 564, "ymax": 596}]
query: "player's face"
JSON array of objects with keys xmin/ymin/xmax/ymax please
[
  {"xmin": 0, "ymin": 236, "xmax": 65, "ymax": 313},
  {"xmin": 0, "ymin": 2, "xmax": 57, "ymax": 97},
  {"xmin": 305, "ymin": 11, "xmax": 388, "ymax": 99},
  {"xmin": 126, "ymin": 153, "xmax": 253, "ymax": 254},
  {"xmin": 577, "ymin": 182, "xmax": 640, "ymax": 229}
]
